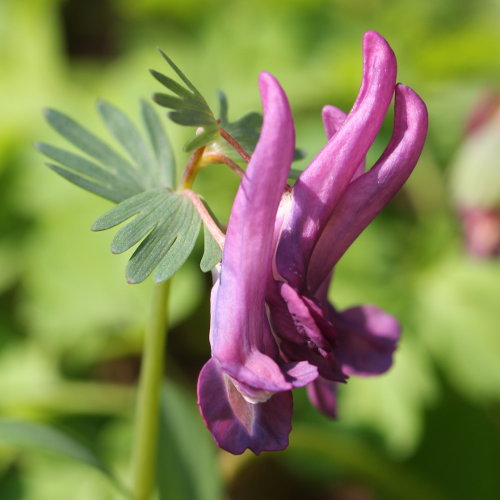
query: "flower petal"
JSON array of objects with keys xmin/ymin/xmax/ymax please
[
  {"xmin": 197, "ymin": 358, "xmax": 293, "ymax": 455},
  {"xmin": 307, "ymin": 378, "xmax": 338, "ymax": 418},
  {"xmin": 322, "ymin": 105, "xmax": 366, "ymax": 180},
  {"xmin": 221, "ymin": 349, "xmax": 318, "ymax": 397},
  {"xmin": 334, "ymin": 305, "xmax": 401, "ymax": 376},
  {"xmin": 277, "ymin": 282, "xmax": 336, "ymax": 352},
  {"xmin": 321, "ymin": 105, "xmax": 347, "ymax": 139},
  {"xmin": 276, "ymin": 31, "xmax": 397, "ymax": 287},
  {"xmin": 267, "ymin": 283, "xmax": 346, "ymax": 382},
  {"xmin": 211, "ymin": 72, "xmax": 316, "ymax": 395},
  {"xmin": 279, "ymin": 339, "xmax": 347, "ymax": 382},
  {"xmin": 307, "ymin": 84, "xmax": 428, "ymax": 292}
]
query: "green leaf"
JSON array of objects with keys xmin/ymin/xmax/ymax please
[
  {"xmin": 151, "ymin": 51, "xmax": 219, "ymax": 152},
  {"xmin": 0, "ymin": 418, "xmax": 129, "ymax": 497},
  {"xmin": 38, "ymin": 101, "xmax": 176, "ymax": 204},
  {"xmin": 157, "ymin": 383, "xmax": 224, "ymax": 500},
  {"xmin": 168, "ymin": 110, "xmax": 217, "ymax": 127},
  {"xmin": 149, "ymin": 69, "xmax": 192, "ymax": 98},
  {"xmin": 92, "ymin": 189, "xmax": 203, "ymax": 284},
  {"xmin": 153, "ymin": 202, "xmax": 201, "ymax": 282},
  {"xmin": 97, "ymin": 100, "xmax": 155, "ymax": 183},
  {"xmin": 39, "ymin": 101, "xmax": 221, "ymax": 283},
  {"xmin": 36, "ymin": 143, "xmax": 131, "ymax": 189},
  {"xmin": 42, "ymin": 108, "xmax": 140, "ymax": 184},
  {"xmin": 184, "ymin": 129, "xmax": 220, "ymax": 152},
  {"xmin": 111, "ymin": 194, "xmax": 178, "ymax": 254},
  {"xmin": 91, "ymin": 189, "xmax": 166, "ymax": 231},
  {"xmin": 213, "ymin": 90, "xmax": 262, "ymax": 161},
  {"xmin": 198, "ymin": 199, "xmax": 222, "ymax": 272},
  {"xmin": 45, "ymin": 162, "xmax": 132, "ymax": 203},
  {"xmin": 141, "ymin": 100, "xmax": 176, "ymax": 188},
  {"xmin": 151, "ymin": 55, "xmax": 301, "ymax": 161},
  {"xmin": 208, "ymin": 91, "xmax": 305, "ymax": 165},
  {"xmin": 200, "ymin": 224, "xmax": 222, "ymax": 273}
]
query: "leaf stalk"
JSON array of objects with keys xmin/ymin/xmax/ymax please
[
  {"xmin": 202, "ymin": 152, "xmax": 245, "ymax": 178},
  {"xmin": 182, "ymin": 189, "xmax": 225, "ymax": 249},
  {"xmin": 180, "ymin": 146, "xmax": 205, "ymax": 189},
  {"xmin": 219, "ymin": 127, "xmax": 251, "ymax": 162}
]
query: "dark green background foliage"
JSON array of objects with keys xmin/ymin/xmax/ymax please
[{"xmin": 0, "ymin": 0, "xmax": 499, "ymax": 498}]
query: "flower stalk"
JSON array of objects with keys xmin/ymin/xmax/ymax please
[{"xmin": 130, "ymin": 280, "xmax": 171, "ymax": 500}]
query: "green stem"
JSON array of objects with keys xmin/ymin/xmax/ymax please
[
  {"xmin": 180, "ymin": 147, "xmax": 205, "ymax": 190},
  {"xmin": 130, "ymin": 280, "xmax": 171, "ymax": 500},
  {"xmin": 219, "ymin": 127, "xmax": 251, "ymax": 162}
]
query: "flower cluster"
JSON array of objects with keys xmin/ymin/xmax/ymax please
[{"xmin": 197, "ymin": 31, "xmax": 428, "ymax": 454}]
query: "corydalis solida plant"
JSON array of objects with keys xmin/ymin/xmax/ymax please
[
  {"xmin": 197, "ymin": 31, "xmax": 428, "ymax": 454},
  {"xmin": 37, "ymin": 27, "xmax": 427, "ymax": 487}
]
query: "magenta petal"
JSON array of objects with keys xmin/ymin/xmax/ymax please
[
  {"xmin": 307, "ymin": 378, "xmax": 338, "ymax": 418},
  {"xmin": 322, "ymin": 105, "xmax": 365, "ymax": 180},
  {"xmin": 283, "ymin": 361, "xmax": 321, "ymax": 386},
  {"xmin": 222, "ymin": 349, "xmax": 318, "ymax": 398},
  {"xmin": 278, "ymin": 282, "xmax": 335, "ymax": 351},
  {"xmin": 280, "ymin": 339, "xmax": 347, "ymax": 382},
  {"xmin": 197, "ymin": 358, "xmax": 293, "ymax": 455},
  {"xmin": 334, "ymin": 305, "xmax": 400, "ymax": 376},
  {"xmin": 276, "ymin": 31, "xmax": 397, "ymax": 287},
  {"xmin": 321, "ymin": 105, "xmax": 347, "ymax": 139},
  {"xmin": 211, "ymin": 72, "xmax": 298, "ymax": 394},
  {"xmin": 267, "ymin": 282, "xmax": 344, "ymax": 381},
  {"xmin": 307, "ymin": 84, "xmax": 428, "ymax": 292}
]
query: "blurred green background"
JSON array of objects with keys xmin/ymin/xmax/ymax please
[{"xmin": 1, "ymin": 0, "xmax": 499, "ymax": 498}]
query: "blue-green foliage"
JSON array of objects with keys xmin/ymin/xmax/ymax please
[
  {"xmin": 1, "ymin": 0, "xmax": 500, "ymax": 498},
  {"xmin": 37, "ymin": 100, "xmax": 221, "ymax": 282}
]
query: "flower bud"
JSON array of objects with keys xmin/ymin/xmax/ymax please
[{"xmin": 450, "ymin": 91, "xmax": 500, "ymax": 257}]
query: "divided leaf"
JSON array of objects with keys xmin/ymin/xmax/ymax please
[
  {"xmin": 92, "ymin": 188, "xmax": 220, "ymax": 283},
  {"xmin": 150, "ymin": 52, "xmax": 302, "ymax": 162},
  {"xmin": 200, "ymin": 224, "xmax": 222, "ymax": 273},
  {"xmin": 37, "ymin": 100, "xmax": 176, "ymax": 202},
  {"xmin": 151, "ymin": 51, "xmax": 220, "ymax": 152},
  {"xmin": 213, "ymin": 90, "xmax": 262, "ymax": 161},
  {"xmin": 207, "ymin": 91, "xmax": 306, "ymax": 165},
  {"xmin": 39, "ymin": 100, "xmax": 221, "ymax": 283},
  {"xmin": 141, "ymin": 100, "xmax": 177, "ymax": 188}
]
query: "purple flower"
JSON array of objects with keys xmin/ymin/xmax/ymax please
[
  {"xmin": 197, "ymin": 31, "xmax": 428, "ymax": 455},
  {"xmin": 197, "ymin": 71, "xmax": 319, "ymax": 455}
]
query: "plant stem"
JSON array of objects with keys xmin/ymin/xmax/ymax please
[
  {"xmin": 130, "ymin": 280, "xmax": 171, "ymax": 500},
  {"xmin": 219, "ymin": 127, "xmax": 251, "ymax": 162},
  {"xmin": 202, "ymin": 152, "xmax": 245, "ymax": 178},
  {"xmin": 182, "ymin": 189, "xmax": 226, "ymax": 249},
  {"xmin": 180, "ymin": 147, "xmax": 205, "ymax": 189}
]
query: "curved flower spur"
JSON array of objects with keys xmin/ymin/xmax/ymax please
[{"xmin": 198, "ymin": 31, "xmax": 428, "ymax": 454}]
